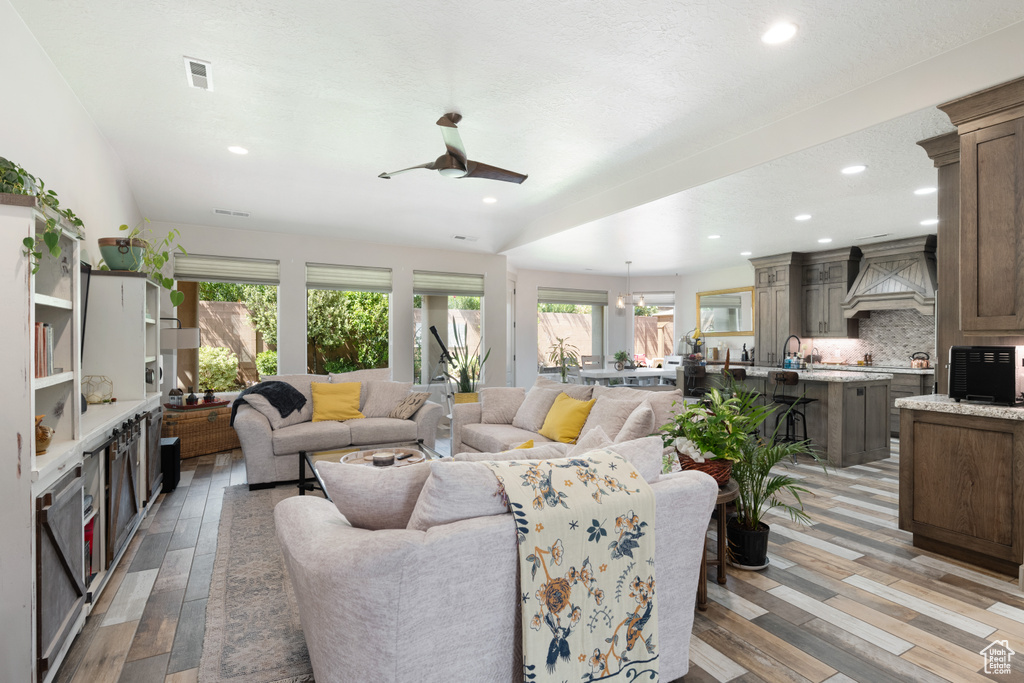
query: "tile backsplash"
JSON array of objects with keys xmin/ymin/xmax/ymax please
[{"xmin": 808, "ymin": 309, "xmax": 935, "ymax": 367}]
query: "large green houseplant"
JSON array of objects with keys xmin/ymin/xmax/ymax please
[
  {"xmin": 97, "ymin": 219, "xmax": 187, "ymax": 307},
  {"xmin": 447, "ymin": 325, "xmax": 490, "ymax": 398},
  {"xmin": 547, "ymin": 336, "xmax": 580, "ymax": 383}
]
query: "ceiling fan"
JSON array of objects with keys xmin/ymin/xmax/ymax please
[{"xmin": 379, "ymin": 113, "xmax": 528, "ymax": 184}]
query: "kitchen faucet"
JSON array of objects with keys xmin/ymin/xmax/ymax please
[{"xmin": 779, "ymin": 334, "xmax": 801, "ymax": 367}]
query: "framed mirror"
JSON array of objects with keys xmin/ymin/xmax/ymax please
[{"xmin": 697, "ymin": 286, "xmax": 754, "ymax": 336}]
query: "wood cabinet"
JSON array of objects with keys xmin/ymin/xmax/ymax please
[
  {"xmin": 842, "ymin": 383, "xmax": 890, "ymax": 460},
  {"xmin": 751, "ymin": 254, "xmax": 802, "ymax": 367},
  {"xmin": 938, "ymin": 76, "xmax": 1024, "ymax": 336},
  {"xmin": 889, "ymin": 372, "xmax": 934, "ymax": 437},
  {"xmin": 800, "ymin": 249, "xmax": 860, "ymax": 339}
]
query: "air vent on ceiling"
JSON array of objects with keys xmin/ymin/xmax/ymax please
[
  {"xmin": 451, "ymin": 234, "xmax": 479, "ymax": 242},
  {"xmin": 184, "ymin": 57, "xmax": 213, "ymax": 91},
  {"xmin": 213, "ymin": 208, "xmax": 250, "ymax": 218}
]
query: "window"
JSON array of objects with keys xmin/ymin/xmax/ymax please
[
  {"xmin": 536, "ymin": 287, "xmax": 608, "ymax": 371},
  {"xmin": 413, "ymin": 271, "xmax": 485, "ymax": 386},
  {"xmin": 172, "ymin": 254, "xmax": 280, "ymax": 390},
  {"xmin": 634, "ymin": 291, "xmax": 674, "ymax": 367},
  {"xmin": 305, "ymin": 264, "xmax": 392, "ymax": 374}
]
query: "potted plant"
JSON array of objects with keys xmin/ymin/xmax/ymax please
[
  {"xmin": 97, "ymin": 219, "xmax": 187, "ymax": 307},
  {"xmin": 447, "ymin": 325, "xmax": 489, "ymax": 402},
  {"xmin": 547, "ymin": 336, "xmax": 580, "ymax": 383},
  {"xmin": 613, "ymin": 350, "xmax": 630, "ymax": 371}
]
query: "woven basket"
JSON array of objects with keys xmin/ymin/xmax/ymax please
[
  {"xmin": 676, "ymin": 451, "xmax": 732, "ymax": 485},
  {"xmin": 162, "ymin": 405, "xmax": 240, "ymax": 459}
]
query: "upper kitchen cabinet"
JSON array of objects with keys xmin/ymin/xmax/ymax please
[
  {"xmin": 801, "ymin": 248, "xmax": 861, "ymax": 339},
  {"xmin": 751, "ymin": 253, "xmax": 802, "ymax": 367},
  {"xmin": 938, "ymin": 77, "xmax": 1024, "ymax": 336}
]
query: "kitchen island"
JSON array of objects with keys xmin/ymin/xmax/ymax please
[
  {"xmin": 897, "ymin": 395, "xmax": 1024, "ymax": 579},
  {"xmin": 708, "ymin": 366, "xmax": 893, "ymax": 467}
]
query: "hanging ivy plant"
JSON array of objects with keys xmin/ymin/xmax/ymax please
[
  {"xmin": 1, "ymin": 157, "xmax": 85, "ymax": 274},
  {"xmin": 96, "ymin": 219, "xmax": 188, "ymax": 307}
]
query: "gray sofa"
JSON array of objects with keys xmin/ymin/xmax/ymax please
[
  {"xmin": 274, "ymin": 437, "xmax": 718, "ymax": 683},
  {"xmin": 452, "ymin": 379, "xmax": 687, "ymax": 456},
  {"xmin": 233, "ymin": 370, "xmax": 443, "ymax": 488}
]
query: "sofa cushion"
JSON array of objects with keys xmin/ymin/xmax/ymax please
[
  {"xmin": 480, "ymin": 387, "xmax": 526, "ymax": 424},
  {"xmin": 510, "ymin": 387, "xmax": 559, "ymax": 432},
  {"xmin": 461, "ymin": 423, "xmax": 554, "ymax": 453},
  {"xmin": 566, "ymin": 426, "xmax": 612, "ymax": 457},
  {"xmin": 453, "ymin": 443, "xmax": 568, "ymax": 462},
  {"xmin": 592, "ymin": 385, "xmax": 684, "ymax": 431},
  {"xmin": 349, "ymin": 417, "xmax": 418, "ymax": 445},
  {"xmin": 362, "ymin": 380, "xmax": 413, "ymax": 417},
  {"xmin": 604, "ymin": 437, "xmax": 663, "ymax": 483},
  {"xmin": 579, "ymin": 396, "xmax": 638, "ymax": 440},
  {"xmin": 538, "ymin": 393, "xmax": 596, "ymax": 443},
  {"xmin": 330, "ymin": 368, "xmax": 391, "ymax": 405},
  {"xmin": 389, "ymin": 392, "xmax": 431, "ymax": 419},
  {"xmin": 242, "ymin": 392, "xmax": 307, "ymax": 430},
  {"xmin": 262, "ymin": 374, "xmax": 329, "ymax": 422},
  {"xmin": 317, "ymin": 460, "xmax": 430, "ymax": 530},
  {"xmin": 272, "ymin": 420, "xmax": 352, "ymax": 455},
  {"xmin": 311, "ymin": 382, "xmax": 364, "ymax": 422},
  {"xmin": 534, "ymin": 376, "xmax": 594, "ymax": 400},
  {"xmin": 616, "ymin": 401, "xmax": 656, "ymax": 442},
  {"xmin": 407, "ymin": 461, "xmax": 508, "ymax": 531}
]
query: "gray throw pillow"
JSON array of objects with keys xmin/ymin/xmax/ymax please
[
  {"xmin": 317, "ymin": 460, "xmax": 431, "ymax": 530},
  {"xmin": 579, "ymin": 397, "xmax": 638, "ymax": 440},
  {"xmin": 480, "ymin": 387, "xmax": 526, "ymax": 424},
  {"xmin": 361, "ymin": 381, "xmax": 413, "ymax": 417},
  {"xmin": 566, "ymin": 426, "xmax": 612, "ymax": 457},
  {"xmin": 390, "ymin": 392, "xmax": 431, "ymax": 419},
  {"xmin": 241, "ymin": 393, "xmax": 306, "ymax": 430},
  {"xmin": 407, "ymin": 461, "xmax": 508, "ymax": 531},
  {"xmin": 616, "ymin": 401, "xmax": 656, "ymax": 442},
  {"xmin": 534, "ymin": 376, "xmax": 594, "ymax": 400},
  {"xmin": 511, "ymin": 387, "xmax": 560, "ymax": 432}
]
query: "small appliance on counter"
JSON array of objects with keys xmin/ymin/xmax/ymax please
[
  {"xmin": 910, "ymin": 352, "xmax": 931, "ymax": 369},
  {"xmin": 948, "ymin": 345, "xmax": 1024, "ymax": 405}
]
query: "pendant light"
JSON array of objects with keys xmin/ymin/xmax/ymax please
[{"xmin": 616, "ymin": 261, "xmax": 645, "ymax": 309}]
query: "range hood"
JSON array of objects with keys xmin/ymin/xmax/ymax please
[{"xmin": 842, "ymin": 235, "xmax": 937, "ymax": 317}]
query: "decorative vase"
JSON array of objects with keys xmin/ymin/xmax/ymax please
[
  {"xmin": 203, "ymin": 389, "xmax": 216, "ymax": 403},
  {"xmin": 615, "ymin": 361, "xmax": 625, "ymax": 371},
  {"xmin": 676, "ymin": 451, "xmax": 732, "ymax": 485},
  {"xmin": 726, "ymin": 516, "xmax": 770, "ymax": 570},
  {"xmin": 35, "ymin": 415, "xmax": 54, "ymax": 455},
  {"xmin": 97, "ymin": 237, "xmax": 148, "ymax": 271},
  {"xmin": 453, "ymin": 392, "xmax": 479, "ymax": 404}
]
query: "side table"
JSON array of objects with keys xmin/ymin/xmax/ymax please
[{"xmin": 697, "ymin": 479, "xmax": 739, "ymax": 611}]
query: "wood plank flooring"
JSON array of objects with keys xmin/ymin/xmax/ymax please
[{"xmin": 53, "ymin": 438, "xmax": 1024, "ymax": 682}]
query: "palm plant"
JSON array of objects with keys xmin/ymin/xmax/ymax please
[
  {"xmin": 447, "ymin": 325, "xmax": 490, "ymax": 393},
  {"xmin": 731, "ymin": 436, "xmax": 819, "ymax": 530},
  {"xmin": 547, "ymin": 337, "xmax": 580, "ymax": 383}
]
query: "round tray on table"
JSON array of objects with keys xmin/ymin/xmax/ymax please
[{"xmin": 340, "ymin": 447, "xmax": 425, "ymax": 467}]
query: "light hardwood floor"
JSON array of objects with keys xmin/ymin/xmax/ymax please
[{"xmin": 53, "ymin": 439, "xmax": 1024, "ymax": 682}]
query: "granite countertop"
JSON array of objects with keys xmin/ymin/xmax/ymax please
[
  {"xmin": 745, "ymin": 366, "xmax": 894, "ymax": 382},
  {"xmin": 895, "ymin": 394, "xmax": 1024, "ymax": 420},
  {"xmin": 810, "ymin": 364, "xmax": 935, "ymax": 375}
]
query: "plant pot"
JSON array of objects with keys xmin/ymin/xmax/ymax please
[
  {"xmin": 615, "ymin": 361, "xmax": 625, "ymax": 371},
  {"xmin": 676, "ymin": 452, "xmax": 732, "ymax": 485},
  {"xmin": 726, "ymin": 516, "xmax": 770, "ymax": 570},
  {"xmin": 453, "ymin": 392, "xmax": 478, "ymax": 404},
  {"xmin": 98, "ymin": 237, "xmax": 148, "ymax": 271}
]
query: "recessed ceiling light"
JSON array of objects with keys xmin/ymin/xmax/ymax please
[
  {"xmin": 228, "ymin": 146, "xmax": 248, "ymax": 155},
  {"xmin": 818, "ymin": 238, "xmax": 833, "ymax": 243},
  {"xmin": 841, "ymin": 165, "xmax": 867, "ymax": 174},
  {"xmin": 762, "ymin": 21, "xmax": 798, "ymax": 44},
  {"xmin": 795, "ymin": 214, "xmax": 812, "ymax": 221},
  {"xmin": 914, "ymin": 187, "xmax": 937, "ymax": 195},
  {"xmin": 482, "ymin": 197, "xmax": 497, "ymax": 204},
  {"xmin": 740, "ymin": 251, "xmax": 752, "ymax": 256},
  {"xmin": 920, "ymin": 218, "xmax": 939, "ymax": 226},
  {"xmin": 707, "ymin": 235, "xmax": 721, "ymax": 240}
]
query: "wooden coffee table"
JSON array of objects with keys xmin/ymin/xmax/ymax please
[{"xmin": 298, "ymin": 440, "xmax": 442, "ymax": 500}]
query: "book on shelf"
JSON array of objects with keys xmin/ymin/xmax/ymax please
[{"xmin": 34, "ymin": 322, "xmax": 53, "ymax": 378}]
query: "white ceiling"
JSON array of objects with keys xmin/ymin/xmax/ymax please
[{"xmin": 11, "ymin": 0, "xmax": 1024, "ymax": 274}]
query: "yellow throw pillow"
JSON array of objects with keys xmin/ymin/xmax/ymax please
[
  {"xmin": 311, "ymin": 382, "xmax": 364, "ymax": 422},
  {"xmin": 514, "ymin": 440, "xmax": 534, "ymax": 450},
  {"xmin": 538, "ymin": 393, "xmax": 597, "ymax": 444}
]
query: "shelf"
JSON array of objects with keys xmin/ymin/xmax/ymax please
[
  {"xmin": 145, "ymin": 317, "xmax": 156, "ymax": 325},
  {"xmin": 145, "ymin": 356, "xmax": 156, "ymax": 363},
  {"xmin": 32, "ymin": 439, "xmax": 78, "ymax": 483},
  {"xmin": 35, "ymin": 294, "xmax": 73, "ymax": 310},
  {"xmin": 33, "ymin": 371, "xmax": 74, "ymax": 389},
  {"xmin": 83, "ymin": 509, "xmax": 97, "ymax": 526}
]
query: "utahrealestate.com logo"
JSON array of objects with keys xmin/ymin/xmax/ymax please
[{"xmin": 981, "ymin": 640, "xmax": 1015, "ymax": 675}]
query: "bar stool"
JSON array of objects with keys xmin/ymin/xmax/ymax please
[
  {"xmin": 769, "ymin": 371, "xmax": 817, "ymax": 449},
  {"xmin": 683, "ymin": 364, "xmax": 707, "ymax": 398}
]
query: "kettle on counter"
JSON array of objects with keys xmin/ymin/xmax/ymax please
[{"xmin": 910, "ymin": 352, "xmax": 931, "ymax": 369}]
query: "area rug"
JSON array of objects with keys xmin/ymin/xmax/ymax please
[{"xmin": 199, "ymin": 485, "xmax": 316, "ymax": 683}]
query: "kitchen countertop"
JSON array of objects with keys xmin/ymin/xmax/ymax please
[
  {"xmin": 810, "ymin": 364, "xmax": 935, "ymax": 375},
  {"xmin": 895, "ymin": 394, "xmax": 1024, "ymax": 420},
  {"xmin": 744, "ymin": 366, "xmax": 894, "ymax": 382}
]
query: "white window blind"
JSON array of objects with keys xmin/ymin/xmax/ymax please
[
  {"xmin": 537, "ymin": 287, "xmax": 608, "ymax": 306},
  {"xmin": 173, "ymin": 253, "xmax": 280, "ymax": 285},
  {"xmin": 306, "ymin": 263, "xmax": 392, "ymax": 292},
  {"xmin": 638, "ymin": 291, "xmax": 675, "ymax": 306},
  {"xmin": 413, "ymin": 270, "xmax": 484, "ymax": 296}
]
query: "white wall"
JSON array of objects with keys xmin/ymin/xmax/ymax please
[
  {"xmin": 156, "ymin": 221, "xmax": 509, "ymax": 386},
  {"xmin": 0, "ymin": 3, "xmax": 141, "ymax": 681}
]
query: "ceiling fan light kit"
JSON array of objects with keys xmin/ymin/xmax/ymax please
[
  {"xmin": 379, "ymin": 113, "xmax": 528, "ymax": 184},
  {"xmin": 616, "ymin": 261, "xmax": 644, "ymax": 309}
]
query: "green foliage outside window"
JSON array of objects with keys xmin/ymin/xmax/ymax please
[
  {"xmin": 198, "ymin": 346, "xmax": 240, "ymax": 391},
  {"xmin": 255, "ymin": 350, "xmax": 277, "ymax": 377}
]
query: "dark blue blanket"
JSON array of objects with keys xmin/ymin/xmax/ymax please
[{"xmin": 230, "ymin": 381, "xmax": 307, "ymax": 426}]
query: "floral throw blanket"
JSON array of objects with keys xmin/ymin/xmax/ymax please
[{"xmin": 483, "ymin": 451, "xmax": 659, "ymax": 682}]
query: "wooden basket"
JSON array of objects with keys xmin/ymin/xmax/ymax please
[
  {"xmin": 162, "ymin": 405, "xmax": 240, "ymax": 459},
  {"xmin": 676, "ymin": 451, "xmax": 732, "ymax": 485}
]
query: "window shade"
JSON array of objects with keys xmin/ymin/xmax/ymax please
[
  {"xmin": 306, "ymin": 263, "xmax": 393, "ymax": 292},
  {"xmin": 173, "ymin": 253, "xmax": 280, "ymax": 285},
  {"xmin": 638, "ymin": 291, "xmax": 675, "ymax": 306},
  {"xmin": 413, "ymin": 270, "xmax": 484, "ymax": 296},
  {"xmin": 537, "ymin": 287, "xmax": 608, "ymax": 306}
]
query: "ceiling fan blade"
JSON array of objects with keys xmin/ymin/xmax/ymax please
[
  {"xmin": 436, "ymin": 113, "xmax": 467, "ymax": 169},
  {"xmin": 462, "ymin": 160, "xmax": 528, "ymax": 184},
  {"xmin": 378, "ymin": 161, "xmax": 436, "ymax": 179}
]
